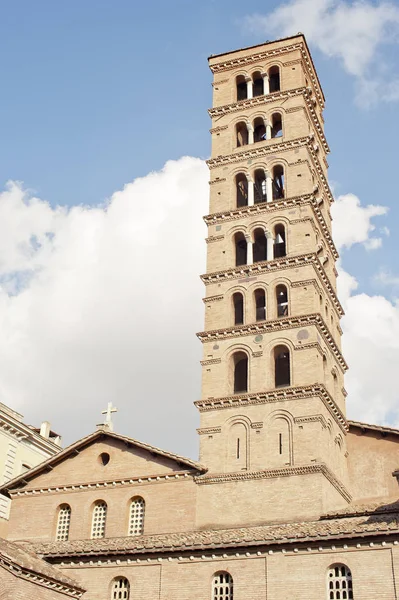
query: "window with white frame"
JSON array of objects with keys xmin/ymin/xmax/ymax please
[
  {"xmin": 128, "ymin": 497, "xmax": 145, "ymax": 536},
  {"xmin": 56, "ymin": 504, "xmax": 71, "ymax": 541},
  {"xmin": 91, "ymin": 501, "xmax": 107, "ymax": 539},
  {"xmin": 212, "ymin": 572, "xmax": 233, "ymax": 600},
  {"xmin": 327, "ymin": 564, "xmax": 353, "ymax": 599},
  {"xmin": 111, "ymin": 577, "xmax": 130, "ymax": 600}
]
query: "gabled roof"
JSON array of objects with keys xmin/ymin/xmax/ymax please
[
  {"xmin": 348, "ymin": 420, "xmax": 399, "ymax": 437},
  {"xmin": 0, "ymin": 536, "xmax": 85, "ymax": 594},
  {"xmin": 0, "ymin": 428, "xmax": 207, "ymax": 497}
]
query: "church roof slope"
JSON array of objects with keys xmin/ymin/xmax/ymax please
[
  {"xmin": 29, "ymin": 503, "xmax": 399, "ymax": 558},
  {"xmin": 0, "ymin": 536, "xmax": 85, "ymax": 593},
  {"xmin": 0, "ymin": 428, "xmax": 207, "ymax": 497},
  {"xmin": 348, "ymin": 419, "xmax": 399, "ymax": 436}
]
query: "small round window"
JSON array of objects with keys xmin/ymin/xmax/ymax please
[{"xmin": 99, "ymin": 452, "xmax": 110, "ymax": 466}]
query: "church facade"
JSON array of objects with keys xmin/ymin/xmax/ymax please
[{"xmin": 1, "ymin": 34, "xmax": 399, "ymax": 600}]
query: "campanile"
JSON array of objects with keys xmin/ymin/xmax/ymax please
[{"xmin": 195, "ymin": 35, "xmax": 351, "ymax": 521}]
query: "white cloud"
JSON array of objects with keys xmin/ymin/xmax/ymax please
[
  {"xmin": 0, "ymin": 160, "xmax": 399, "ymax": 455},
  {"xmin": 245, "ymin": 0, "xmax": 399, "ymax": 106}
]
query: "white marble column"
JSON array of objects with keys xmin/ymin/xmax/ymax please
[
  {"xmin": 245, "ymin": 77, "xmax": 253, "ymax": 99},
  {"xmin": 261, "ymin": 72, "xmax": 270, "ymax": 95},
  {"xmin": 247, "ymin": 123, "xmax": 254, "ymax": 145},
  {"xmin": 265, "ymin": 170, "xmax": 273, "ymax": 202},
  {"xmin": 247, "ymin": 177, "xmax": 254, "ymax": 206},
  {"xmin": 266, "ymin": 231, "xmax": 274, "ymax": 261},
  {"xmin": 245, "ymin": 235, "xmax": 253, "ymax": 265},
  {"xmin": 265, "ymin": 121, "xmax": 272, "ymax": 140}
]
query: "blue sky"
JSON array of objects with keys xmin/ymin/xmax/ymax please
[{"xmin": 0, "ymin": 0, "xmax": 399, "ymax": 453}]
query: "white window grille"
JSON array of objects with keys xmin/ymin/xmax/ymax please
[
  {"xmin": 327, "ymin": 564, "xmax": 353, "ymax": 599},
  {"xmin": 91, "ymin": 501, "xmax": 107, "ymax": 539},
  {"xmin": 129, "ymin": 497, "xmax": 145, "ymax": 536},
  {"xmin": 56, "ymin": 504, "xmax": 71, "ymax": 541},
  {"xmin": 111, "ymin": 577, "xmax": 130, "ymax": 600},
  {"xmin": 213, "ymin": 572, "xmax": 233, "ymax": 600}
]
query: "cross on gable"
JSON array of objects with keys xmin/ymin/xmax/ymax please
[{"xmin": 98, "ymin": 402, "xmax": 118, "ymax": 431}]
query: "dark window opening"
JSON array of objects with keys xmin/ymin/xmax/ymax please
[
  {"xmin": 273, "ymin": 165, "xmax": 285, "ymax": 200},
  {"xmin": 236, "ymin": 122, "xmax": 248, "ymax": 147},
  {"xmin": 274, "ymin": 224, "xmax": 286, "ymax": 258},
  {"xmin": 236, "ymin": 174, "xmax": 248, "ymax": 208},
  {"xmin": 236, "ymin": 438, "xmax": 240, "ymax": 459},
  {"xmin": 253, "ymin": 117, "xmax": 266, "ymax": 142},
  {"xmin": 253, "ymin": 229, "xmax": 267, "ymax": 263},
  {"xmin": 254, "ymin": 169, "xmax": 267, "ymax": 203},
  {"xmin": 236, "ymin": 77, "xmax": 247, "ymax": 101},
  {"xmin": 235, "ymin": 233, "xmax": 247, "ymax": 266},
  {"xmin": 279, "ymin": 433, "xmax": 283, "ymax": 454},
  {"xmin": 269, "ymin": 66, "xmax": 280, "ymax": 92},
  {"xmin": 253, "ymin": 73, "xmax": 264, "ymax": 97},
  {"xmin": 255, "ymin": 289, "xmax": 266, "ymax": 321},
  {"xmin": 271, "ymin": 113, "xmax": 283, "ymax": 138},
  {"xmin": 233, "ymin": 292, "xmax": 244, "ymax": 325},
  {"xmin": 233, "ymin": 352, "xmax": 248, "ymax": 394},
  {"xmin": 274, "ymin": 346, "xmax": 290, "ymax": 387},
  {"xmin": 276, "ymin": 285, "xmax": 288, "ymax": 317}
]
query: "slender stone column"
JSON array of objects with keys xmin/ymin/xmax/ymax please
[
  {"xmin": 247, "ymin": 177, "xmax": 254, "ymax": 206},
  {"xmin": 265, "ymin": 121, "xmax": 272, "ymax": 140},
  {"xmin": 265, "ymin": 170, "xmax": 273, "ymax": 203},
  {"xmin": 261, "ymin": 72, "xmax": 270, "ymax": 95},
  {"xmin": 245, "ymin": 77, "xmax": 253, "ymax": 99},
  {"xmin": 245, "ymin": 235, "xmax": 253, "ymax": 265},
  {"xmin": 266, "ymin": 230, "xmax": 274, "ymax": 261},
  {"xmin": 247, "ymin": 123, "xmax": 254, "ymax": 145}
]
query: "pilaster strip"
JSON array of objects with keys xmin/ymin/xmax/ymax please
[{"xmin": 194, "ymin": 384, "xmax": 348, "ymax": 432}]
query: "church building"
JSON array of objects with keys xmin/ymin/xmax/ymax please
[{"xmin": 1, "ymin": 34, "xmax": 399, "ymax": 600}]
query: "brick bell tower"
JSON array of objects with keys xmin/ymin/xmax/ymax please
[{"xmin": 195, "ymin": 35, "xmax": 351, "ymax": 522}]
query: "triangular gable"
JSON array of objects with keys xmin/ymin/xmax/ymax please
[{"xmin": 0, "ymin": 429, "xmax": 207, "ymax": 496}]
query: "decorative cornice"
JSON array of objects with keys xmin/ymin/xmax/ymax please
[
  {"xmin": 291, "ymin": 278, "xmax": 322, "ymax": 297},
  {"xmin": 209, "ymin": 177, "xmax": 227, "ymax": 185},
  {"xmin": 197, "ymin": 312, "xmax": 347, "ymax": 371},
  {"xmin": 194, "ymin": 463, "xmax": 351, "ymax": 502},
  {"xmin": 200, "ymin": 253, "xmax": 344, "ymax": 316},
  {"xmin": 212, "ymin": 78, "xmax": 229, "ymax": 87},
  {"xmin": 0, "ymin": 555, "xmax": 84, "ymax": 597},
  {"xmin": 204, "ymin": 195, "xmax": 338, "ymax": 261},
  {"xmin": 206, "ymin": 235, "xmax": 224, "ymax": 244},
  {"xmin": 9, "ymin": 471, "xmax": 197, "ymax": 499},
  {"xmin": 208, "ymin": 87, "xmax": 305, "ymax": 117},
  {"xmin": 197, "ymin": 427, "xmax": 222, "ymax": 435},
  {"xmin": 251, "ymin": 421, "xmax": 263, "ymax": 429},
  {"xmin": 0, "ymin": 416, "xmax": 60, "ymax": 455},
  {"xmin": 295, "ymin": 414, "xmax": 328, "ymax": 428},
  {"xmin": 200, "ymin": 358, "xmax": 222, "ymax": 366},
  {"xmin": 210, "ymin": 125, "xmax": 229, "ymax": 134},
  {"xmin": 203, "ymin": 294, "xmax": 224, "ymax": 303},
  {"xmin": 195, "ymin": 383, "xmax": 348, "ymax": 432}
]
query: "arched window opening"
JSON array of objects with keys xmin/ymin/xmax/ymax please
[
  {"xmin": 234, "ymin": 232, "xmax": 247, "ymax": 267},
  {"xmin": 236, "ymin": 75, "xmax": 247, "ymax": 101},
  {"xmin": 254, "ymin": 169, "xmax": 267, "ymax": 203},
  {"xmin": 252, "ymin": 71, "xmax": 264, "ymax": 97},
  {"xmin": 253, "ymin": 117, "xmax": 266, "ymax": 142},
  {"xmin": 129, "ymin": 497, "xmax": 145, "ymax": 536},
  {"xmin": 327, "ymin": 564, "xmax": 353, "ymax": 599},
  {"xmin": 254, "ymin": 289, "xmax": 266, "ymax": 321},
  {"xmin": 56, "ymin": 504, "xmax": 71, "ymax": 541},
  {"xmin": 236, "ymin": 173, "xmax": 248, "ymax": 208},
  {"xmin": 272, "ymin": 165, "xmax": 285, "ymax": 200},
  {"xmin": 233, "ymin": 292, "xmax": 244, "ymax": 325},
  {"xmin": 333, "ymin": 371, "xmax": 339, "ymax": 400},
  {"xmin": 268, "ymin": 416, "xmax": 291, "ymax": 465},
  {"xmin": 253, "ymin": 228, "xmax": 267, "ymax": 263},
  {"xmin": 233, "ymin": 351, "xmax": 248, "ymax": 394},
  {"xmin": 228, "ymin": 422, "xmax": 248, "ymax": 470},
  {"xmin": 111, "ymin": 577, "xmax": 130, "ymax": 600},
  {"xmin": 236, "ymin": 121, "xmax": 248, "ymax": 147},
  {"xmin": 274, "ymin": 345, "xmax": 290, "ymax": 387},
  {"xmin": 276, "ymin": 285, "xmax": 288, "ymax": 317},
  {"xmin": 271, "ymin": 113, "xmax": 283, "ymax": 138},
  {"xmin": 269, "ymin": 66, "xmax": 280, "ymax": 92},
  {"xmin": 274, "ymin": 224, "xmax": 286, "ymax": 258},
  {"xmin": 213, "ymin": 572, "xmax": 233, "ymax": 600},
  {"xmin": 91, "ymin": 501, "xmax": 107, "ymax": 539}
]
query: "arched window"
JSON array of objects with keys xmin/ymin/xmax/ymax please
[
  {"xmin": 213, "ymin": 572, "xmax": 233, "ymax": 600},
  {"xmin": 253, "ymin": 117, "xmax": 266, "ymax": 142},
  {"xmin": 253, "ymin": 228, "xmax": 267, "ymax": 263},
  {"xmin": 271, "ymin": 112, "xmax": 283, "ymax": 138},
  {"xmin": 228, "ymin": 422, "xmax": 248, "ymax": 470},
  {"xmin": 236, "ymin": 75, "xmax": 247, "ymax": 101},
  {"xmin": 233, "ymin": 351, "xmax": 248, "ymax": 394},
  {"xmin": 232, "ymin": 292, "xmax": 244, "ymax": 325},
  {"xmin": 129, "ymin": 497, "xmax": 145, "ymax": 536},
  {"xmin": 269, "ymin": 66, "xmax": 280, "ymax": 92},
  {"xmin": 236, "ymin": 173, "xmax": 248, "ymax": 208},
  {"xmin": 236, "ymin": 121, "xmax": 248, "ymax": 147},
  {"xmin": 254, "ymin": 288, "xmax": 266, "ymax": 321},
  {"xmin": 327, "ymin": 564, "xmax": 353, "ymax": 599},
  {"xmin": 56, "ymin": 504, "xmax": 71, "ymax": 541},
  {"xmin": 268, "ymin": 416, "xmax": 291, "ymax": 466},
  {"xmin": 252, "ymin": 71, "xmax": 264, "ymax": 97},
  {"xmin": 254, "ymin": 169, "xmax": 267, "ymax": 203},
  {"xmin": 272, "ymin": 165, "xmax": 285, "ymax": 200},
  {"xmin": 91, "ymin": 501, "xmax": 107, "ymax": 539},
  {"xmin": 274, "ymin": 224, "xmax": 286, "ymax": 258},
  {"xmin": 234, "ymin": 232, "xmax": 247, "ymax": 266},
  {"xmin": 276, "ymin": 284, "xmax": 288, "ymax": 317},
  {"xmin": 274, "ymin": 345, "xmax": 290, "ymax": 387},
  {"xmin": 111, "ymin": 577, "xmax": 130, "ymax": 600}
]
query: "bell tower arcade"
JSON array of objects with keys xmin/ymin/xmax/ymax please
[{"xmin": 195, "ymin": 35, "xmax": 351, "ymax": 522}]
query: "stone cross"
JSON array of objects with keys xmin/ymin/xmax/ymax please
[{"xmin": 100, "ymin": 402, "xmax": 118, "ymax": 431}]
